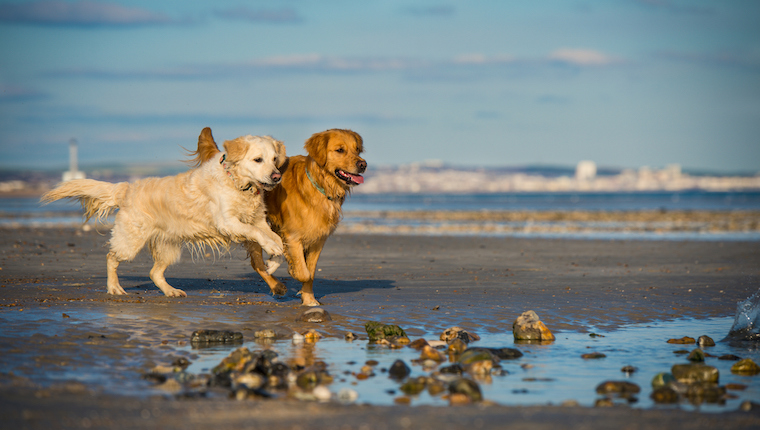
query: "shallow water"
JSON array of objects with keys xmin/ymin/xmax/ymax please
[{"xmin": 181, "ymin": 317, "xmax": 760, "ymax": 412}]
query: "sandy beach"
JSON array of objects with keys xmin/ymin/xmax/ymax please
[{"xmin": 1, "ymin": 226, "xmax": 759, "ymax": 429}]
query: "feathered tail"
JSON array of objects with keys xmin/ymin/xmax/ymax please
[{"xmin": 41, "ymin": 179, "xmax": 129, "ymax": 223}]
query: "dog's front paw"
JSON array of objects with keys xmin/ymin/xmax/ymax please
[
  {"xmin": 265, "ymin": 254, "xmax": 285, "ymax": 275},
  {"xmin": 164, "ymin": 288, "xmax": 187, "ymax": 298},
  {"xmin": 262, "ymin": 239, "xmax": 283, "ymax": 258}
]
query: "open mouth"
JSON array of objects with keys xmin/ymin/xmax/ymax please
[{"xmin": 335, "ymin": 169, "xmax": 364, "ymax": 186}]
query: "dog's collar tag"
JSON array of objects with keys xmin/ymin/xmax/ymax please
[{"xmin": 306, "ymin": 167, "xmax": 333, "ymax": 201}]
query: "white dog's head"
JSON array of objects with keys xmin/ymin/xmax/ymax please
[{"xmin": 223, "ymin": 135, "xmax": 287, "ymax": 192}]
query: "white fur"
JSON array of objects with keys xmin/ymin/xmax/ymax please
[{"xmin": 42, "ymin": 135, "xmax": 285, "ymax": 297}]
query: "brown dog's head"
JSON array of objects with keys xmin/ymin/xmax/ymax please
[{"xmin": 304, "ymin": 129, "xmax": 366, "ymax": 187}]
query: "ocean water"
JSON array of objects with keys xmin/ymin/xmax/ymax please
[{"xmin": 2, "ymin": 191, "xmax": 760, "ymax": 241}]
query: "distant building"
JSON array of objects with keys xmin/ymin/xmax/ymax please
[
  {"xmin": 62, "ymin": 138, "xmax": 86, "ymax": 182},
  {"xmin": 575, "ymin": 160, "xmax": 596, "ymax": 181}
]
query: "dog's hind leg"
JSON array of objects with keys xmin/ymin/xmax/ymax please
[
  {"xmin": 246, "ymin": 241, "xmax": 287, "ymax": 296},
  {"xmin": 106, "ymin": 252, "xmax": 127, "ymax": 295},
  {"xmin": 148, "ymin": 240, "xmax": 187, "ymax": 298}
]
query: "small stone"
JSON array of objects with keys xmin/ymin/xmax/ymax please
[
  {"xmin": 447, "ymin": 339, "xmax": 467, "ymax": 355},
  {"xmin": 457, "ymin": 349, "xmax": 497, "ymax": 365},
  {"xmin": 420, "ymin": 345, "xmax": 446, "ymax": 362},
  {"xmin": 440, "ymin": 327, "xmax": 480, "ymax": 344},
  {"xmin": 344, "ymin": 332, "xmax": 357, "ymax": 341},
  {"xmin": 337, "ymin": 388, "xmax": 358, "ymax": 404},
  {"xmin": 651, "ymin": 387, "xmax": 679, "ymax": 404},
  {"xmin": 409, "ymin": 338, "xmax": 429, "ymax": 350},
  {"xmin": 595, "ymin": 381, "xmax": 641, "ymax": 397},
  {"xmin": 400, "ymin": 377, "xmax": 428, "ymax": 395},
  {"xmin": 581, "ymin": 352, "xmax": 606, "ymax": 359},
  {"xmin": 685, "ymin": 382, "xmax": 726, "ymax": 403},
  {"xmin": 233, "ymin": 373, "xmax": 265, "ymax": 390},
  {"xmin": 298, "ymin": 307, "xmax": 332, "ymax": 323},
  {"xmin": 388, "ymin": 360, "xmax": 411, "ymax": 380},
  {"xmin": 448, "ymin": 393, "xmax": 471, "ymax": 405},
  {"xmin": 697, "ymin": 335, "xmax": 715, "ymax": 347},
  {"xmin": 651, "ymin": 372, "xmax": 675, "ymax": 389},
  {"xmin": 671, "ymin": 364, "xmax": 719, "ymax": 384},
  {"xmin": 190, "ymin": 330, "xmax": 243, "ymax": 344},
  {"xmin": 561, "ymin": 399, "xmax": 580, "ymax": 407},
  {"xmin": 621, "ymin": 365, "xmax": 637, "ymax": 374},
  {"xmin": 394, "ymin": 396, "xmax": 411, "ymax": 405},
  {"xmin": 448, "ymin": 378, "xmax": 482, "ymax": 402},
  {"xmin": 594, "ymin": 398, "xmax": 614, "ymax": 407},
  {"xmin": 725, "ymin": 383, "xmax": 747, "ymax": 391},
  {"xmin": 687, "ymin": 349, "xmax": 706, "ymax": 362},
  {"xmin": 465, "ymin": 360, "xmax": 493, "ymax": 376},
  {"xmin": 667, "ymin": 336, "xmax": 696, "ymax": 344},
  {"xmin": 254, "ymin": 329, "xmax": 276, "ymax": 339},
  {"xmin": 301, "ymin": 329, "xmax": 321, "ymax": 341},
  {"xmin": 513, "ymin": 310, "xmax": 555, "ymax": 341},
  {"xmin": 719, "ymin": 354, "xmax": 742, "ymax": 361},
  {"xmin": 365, "ymin": 321, "xmax": 406, "ymax": 341},
  {"xmin": 62, "ymin": 313, "xmax": 70, "ymax": 319},
  {"xmin": 740, "ymin": 400, "xmax": 760, "ymax": 411},
  {"xmin": 731, "ymin": 358, "xmax": 760, "ymax": 376},
  {"xmin": 312, "ymin": 385, "xmax": 332, "ymax": 402},
  {"xmin": 292, "ymin": 333, "xmax": 305, "ymax": 344}
]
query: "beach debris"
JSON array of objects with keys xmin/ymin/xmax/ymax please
[
  {"xmin": 667, "ymin": 336, "xmax": 696, "ymax": 344},
  {"xmin": 671, "ymin": 364, "xmax": 719, "ymax": 384},
  {"xmin": 297, "ymin": 307, "xmax": 332, "ymax": 323},
  {"xmin": 731, "ymin": 358, "xmax": 760, "ymax": 376},
  {"xmin": 190, "ymin": 329, "xmax": 243, "ymax": 344},
  {"xmin": 388, "ymin": 359, "xmax": 411, "ymax": 380},
  {"xmin": 697, "ymin": 335, "xmax": 715, "ymax": 347},
  {"xmin": 727, "ymin": 289, "xmax": 760, "ymax": 341},
  {"xmin": 581, "ymin": 352, "xmax": 606, "ymax": 359},
  {"xmin": 440, "ymin": 327, "xmax": 480, "ymax": 344},
  {"xmin": 687, "ymin": 349, "xmax": 706, "ymax": 362},
  {"xmin": 364, "ymin": 321, "xmax": 407, "ymax": 342},
  {"xmin": 512, "ymin": 310, "xmax": 555, "ymax": 341}
]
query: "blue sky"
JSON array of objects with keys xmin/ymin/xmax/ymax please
[{"xmin": 0, "ymin": 0, "xmax": 758, "ymax": 173}]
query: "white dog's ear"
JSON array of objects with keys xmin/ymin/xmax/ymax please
[
  {"xmin": 274, "ymin": 139, "xmax": 287, "ymax": 168},
  {"xmin": 223, "ymin": 137, "xmax": 248, "ymax": 163}
]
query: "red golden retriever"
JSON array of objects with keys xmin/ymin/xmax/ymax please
[{"xmin": 193, "ymin": 128, "xmax": 366, "ymax": 305}]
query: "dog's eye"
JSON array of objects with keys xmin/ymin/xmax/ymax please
[
  {"xmin": 335, "ymin": 147, "xmax": 345, "ymax": 154},
  {"xmin": 254, "ymin": 157, "xmax": 263, "ymax": 163}
]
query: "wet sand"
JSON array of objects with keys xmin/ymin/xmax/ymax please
[{"xmin": 1, "ymin": 226, "xmax": 759, "ymax": 429}]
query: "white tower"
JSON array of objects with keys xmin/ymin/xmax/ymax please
[{"xmin": 62, "ymin": 138, "xmax": 86, "ymax": 181}]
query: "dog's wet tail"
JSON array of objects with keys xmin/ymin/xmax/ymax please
[
  {"xmin": 41, "ymin": 179, "xmax": 128, "ymax": 223},
  {"xmin": 185, "ymin": 127, "xmax": 221, "ymax": 167}
]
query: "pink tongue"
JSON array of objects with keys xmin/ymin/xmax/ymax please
[{"xmin": 347, "ymin": 172, "xmax": 364, "ymax": 184}]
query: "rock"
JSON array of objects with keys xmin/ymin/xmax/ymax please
[
  {"xmin": 365, "ymin": 321, "xmax": 406, "ymax": 341},
  {"xmin": 301, "ymin": 329, "xmax": 321, "ymax": 341},
  {"xmin": 731, "ymin": 358, "xmax": 760, "ymax": 375},
  {"xmin": 312, "ymin": 385, "xmax": 332, "ymax": 402},
  {"xmin": 719, "ymin": 354, "xmax": 742, "ymax": 361},
  {"xmin": 467, "ymin": 347, "xmax": 523, "ymax": 360},
  {"xmin": 595, "ymin": 381, "xmax": 641, "ymax": 398},
  {"xmin": 400, "ymin": 376, "xmax": 428, "ymax": 395},
  {"xmin": 233, "ymin": 373, "xmax": 265, "ymax": 390},
  {"xmin": 685, "ymin": 382, "xmax": 726, "ymax": 403},
  {"xmin": 292, "ymin": 333, "xmax": 305, "ymax": 344},
  {"xmin": 420, "ymin": 345, "xmax": 446, "ymax": 362},
  {"xmin": 409, "ymin": 338, "xmax": 429, "ymax": 350},
  {"xmin": 594, "ymin": 398, "xmax": 614, "ymax": 407},
  {"xmin": 448, "ymin": 378, "xmax": 482, "ymax": 402},
  {"xmin": 581, "ymin": 352, "xmax": 606, "ymax": 359},
  {"xmin": 457, "ymin": 349, "xmax": 497, "ymax": 365},
  {"xmin": 172, "ymin": 357, "xmax": 191, "ymax": 369},
  {"xmin": 671, "ymin": 364, "xmax": 719, "ymax": 384},
  {"xmin": 697, "ymin": 335, "xmax": 715, "ymax": 347},
  {"xmin": 440, "ymin": 327, "xmax": 480, "ymax": 344},
  {"xmin": 465, "ymin": 360, "xmax": 492, "ymax": 376},
  {"xmin": 254, "ymin": 329, "xmax": 276, "ymax": 339},
  {"xmin": 337, "ymin": 388, "xmax": 358, "ymax": 404},
  {"xmin": 621, "ymin": 365, "xmax": 637, "ymax": 374},
  {"xmin": 447, "ymin": 338, "xmax": 467, "ymax": 355},
  {"xmin": 667, "ymin": 336, "xmax": 696, "ymax": 344},
  {"xmin": 687, "ymin": 349, "xmax": 706, "ymax": 362},
  {"xmin": 512, "ymin": 310, "xmax": 555, "ymax": 341},
  {"xmin": 344, "ymin": 332, "xmax": 357, "ymax": 341},
  {"xmin": 190, "ymin": 330, "xmax": 243, "ymax": 344},
  {"xmin": 651, "ymin": 372, "xmax": 675, "ymax": 389},
  {"xmin": 298, "ymin": 307, "xmax": 332, "ymax": 323},
  {"xmin": 740, "ymin": 401, "xmax": 760, "ymax": 411},
  {"xmin": 651, "ymin": 387, "xmax": 679, "ymax": 404},
  {"xmin": 439, "ymin": 363, "xmax": 465, "ymax": 375},
  {"xmin": 388, "ymin": 360, "xmax": 411, "ymax": 380}
]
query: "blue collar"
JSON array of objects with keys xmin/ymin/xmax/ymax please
[{"xmin": 306, "ymin": 167, "xmax": 333, "ymax": 201}]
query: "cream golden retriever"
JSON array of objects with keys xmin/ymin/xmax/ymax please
[
  {"xmin": 41, "ymin": 130, "xmax": 286, "ymax": 298},
  {"xmin": 193, "ymin": 128, "xmax": 366, "ymax": 306}
]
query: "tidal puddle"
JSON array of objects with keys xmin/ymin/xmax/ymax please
[{"xmin": 181, "ymin": 316, "xmax": 760, "ymax": 412}]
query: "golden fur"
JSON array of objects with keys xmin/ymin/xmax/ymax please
[
  {"xmin": 41, "ymin": 129, "xmax": 287, "ymax": 297},
  {"xmin": 194, "ymin": 128, "xmax": 366, "ymax": 305}
]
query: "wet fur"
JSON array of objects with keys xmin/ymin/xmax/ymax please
[
  {"xmin": 194, "ymin": 128, "xmax": 366, "ymax": 305},
  {"xmin": 42, "ymin": 130, "xmax": 287, "ymax": 298}
]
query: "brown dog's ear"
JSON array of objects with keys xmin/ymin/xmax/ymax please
[
  {"xmin": 304, "ymin": 131, "xmax": 329, "ymax": 166},
  {"xmin": 185, "ymin": 127, "xmax": 221, "ymax": 167},
  {"xmin": 223, "ymin": 137, "xmax": 248, "ymax": 163},
  {"xmin": 274, "ymin": 139, "xmax": 287, "ymax": 168}
]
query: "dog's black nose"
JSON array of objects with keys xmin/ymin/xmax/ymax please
[{"xmin": 357, "ymin": 159, "xmax": 367, "ymax": 173}]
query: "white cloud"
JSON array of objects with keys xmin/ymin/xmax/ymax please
[{"xmin": 548, "ymin": 49, "xmax": 617, "ymax": 66}]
